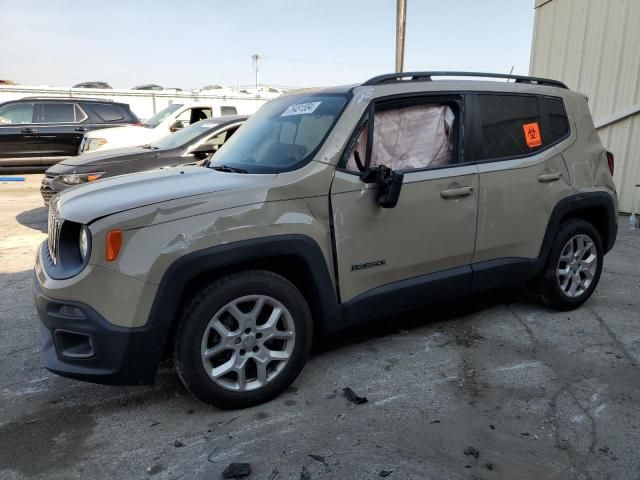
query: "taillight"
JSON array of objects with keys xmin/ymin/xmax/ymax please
[
  {"xmin": 130, "ymin": 122, "xmax": 142, "ymax": 126},
  {"xmin": 605, "ymin": 151, "xmax": 614, "ymax": 175}
]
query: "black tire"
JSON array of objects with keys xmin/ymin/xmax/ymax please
[
  {"xmin": 532, "ymin": 219, "xmax": 604, "ymax": 310},
  {"xmin": 174, "ymin": 270, "xmax": 312, "ymax": 409}
]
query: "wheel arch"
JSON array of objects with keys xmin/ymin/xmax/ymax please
[
  {"xmin": 143, "ymin": 235, "xmax": 340, "ymax": 376},
  {"xmin": 538, "ymin": 191, "xmax": 617, "ymax": 268}
]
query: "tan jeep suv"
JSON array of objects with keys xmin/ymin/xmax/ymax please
[{"xmin": 33, "ymin": 72, "xmax": 618, "ymax": 408}]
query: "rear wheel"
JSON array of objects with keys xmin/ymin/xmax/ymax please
[
  {"xmin": 174, "ymin": 270, "xmax": 312, "ymax": 409},
  {"xmin": 532, "ymin": 219, "xmax": 603, "ymax": 310}
]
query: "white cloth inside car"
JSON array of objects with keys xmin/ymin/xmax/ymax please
[{"xmin": 346, "ymin": 104, "xmax": 454, "ymax": 171}]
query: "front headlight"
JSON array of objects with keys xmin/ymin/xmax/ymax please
[
  {"xmin": 60, "ymin": 172, "xmax": 105, "ymax": 185},
  {"xmin": 82, "ymin": 138, "xmax": 108, "ymax": 152},
  {"xmin": 79, "ymin": 226, "xmax": 90, "ymax": 261}
]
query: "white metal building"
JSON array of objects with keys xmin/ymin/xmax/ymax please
[{"xmin": 530, "ymin": 0, "xmax": 640, "ymax": 213}]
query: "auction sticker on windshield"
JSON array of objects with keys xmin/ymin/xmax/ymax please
[{"xmin": 281, "ymin": 101, "xmax": 321, "ymax": 116}]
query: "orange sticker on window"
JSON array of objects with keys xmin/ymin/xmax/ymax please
[{"xmin": 523, "ymin": 122, "xmax": 542, "ymax": 148}]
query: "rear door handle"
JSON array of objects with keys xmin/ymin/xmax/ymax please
[
  {"xmin": 21, "ymin": 127, "xmax": 36, "ymax": 134},
  {"xmin": 538, "ymin": 172, "xmax": 562, "ymax": 182},
  {"xmin": 74, "ymin": 127, "xmax": 87, "ymax": 132},
  {"xmin": 440, "ymin": 186, "xmax": 474, "ymax": 199}
]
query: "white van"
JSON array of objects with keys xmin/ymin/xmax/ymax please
[{"xmin": 79, "ymin": 103, "xmax": 244, "ymax": 154}]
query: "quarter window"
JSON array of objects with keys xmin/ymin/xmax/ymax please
[
  {"xmin": 41, "ymin": 103, "xmax": 75, "ymax": 123},
  {"xmin": 90, "ymin": 103, "xmax": 124, "ymax": 122},
  {"xmin": 473, "ymin": 94, "xmax": 569, "ymax": 161},
  {"xmin": 221, "ymin": 106, "xmax": 237, "ymax": 115},
  {"xmin": 0, "ymin": 103, "xmax": 35, "ymax": 124}
]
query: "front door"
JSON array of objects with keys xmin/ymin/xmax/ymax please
[
  {"xmin": 330, "ymin": 95, "xmax": 479, "ymax": 307},
  {"xmin": 0, "ymin": 101, "xmax": 40, "ymax": 166}
]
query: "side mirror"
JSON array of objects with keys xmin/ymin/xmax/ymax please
[
  {"xmin": 191, "ymin": 143, "xmax": 217, "ymax": 159},
  {"xmin": 360, "ymin": 165, "xmax": 404, "ymax": 208},
  {"xmin": 169, "ymin": 120, "xmax": 184, "ymax": 132}
]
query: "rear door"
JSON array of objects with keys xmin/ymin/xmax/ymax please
[
  {"xmin": 330, "ymin": 94, "xmax": 479, "ymax": 309},
  {"xmin": 468, "ymin": 93, "xmax": 573, "ymax": 288},
  {"xmin": 37, "ymin": 102, "xmax": 87, "ymax": 163},
  {"xmin": 0, "ymin": 101, "xmax": 40, "ymax": 166}
]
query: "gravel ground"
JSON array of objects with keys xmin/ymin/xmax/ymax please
[{"xmin": 1, "ymin": 174, "xmax": 640, "ymax": 480}]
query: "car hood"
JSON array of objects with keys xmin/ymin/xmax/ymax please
[
  {"xmin": 56, "ymin": 147, "xmax": 157, "ymax": 169},
  {"xmin": 54, "ymin": 166, "xmax": 276, "ymax": 225}
]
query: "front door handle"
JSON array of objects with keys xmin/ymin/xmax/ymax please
[
  {"xmin": 21, "ymin": 127, "xmax": 36, "ymax": 134},
  {"xmin": 538, "ymin": 172, "xmax": 562, "ymax": 183},
  {"xmin": 74, "ymin": 127, "xmax": 87, "ymax": 132},
  {"xmin": 440, "ymin": 186, "xmax": 474, "ymax": 199}
]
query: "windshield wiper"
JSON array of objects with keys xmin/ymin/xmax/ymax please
[
  {"xmin": 210, "ymin": 165, "xmax": 248, "ymax": 174},
  {"xmin": 141, "ymin": 144, "xmax": 158, "ymax": 149}
]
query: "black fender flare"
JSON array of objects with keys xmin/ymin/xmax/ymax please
[
  {"xmin": 537, "ymin": 191, "xmax": 617, "ymax": 268},
  {"xmin": 139, "ymin": 234, "xmax": 340, "ymax": 382}
]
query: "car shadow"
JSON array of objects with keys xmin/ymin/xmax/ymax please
[
  {"xmin": 16, "ymin": 206, "xmax": 47, "ymax": 233},
  {"xmin": 314, "ymin": 288, "xmax": 528, "ymax": 354}
]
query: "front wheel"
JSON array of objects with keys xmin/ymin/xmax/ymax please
[
  {"xmin": 532, "ymin": 219, "xmax": 604, "ymax": 310},
  {"xmin": 174, "ymin": 270, "xmax": 313, "ymax": 409}
]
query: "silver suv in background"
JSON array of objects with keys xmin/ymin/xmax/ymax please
[{"xmin": 33, "ymin": 72, "xmax": 617, "ymax": 408}]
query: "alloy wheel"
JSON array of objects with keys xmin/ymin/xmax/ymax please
[{"xmin": 200, "ymin": 295, "xmax": 295, "ymax": 391}]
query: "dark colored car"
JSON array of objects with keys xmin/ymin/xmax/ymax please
[
  {"xmin": 41, "ymin": 115, "xmax": 247, "ymax": 204},
  {"xmin": 73, "ymin": 82, "xmax": 112, "ymax": 89},
  {"xmin": 0, "ymin": 97, "xmax": 140, "ymax": 168},
  {"xmin": 132, "ymin": 84, "xmax": 163, "ymax": 91}
]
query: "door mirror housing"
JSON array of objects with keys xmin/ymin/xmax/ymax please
[
  {"xmin": 360, "ymin": 165, "xmax": 404, "ymax": 208},
  {"xmin": 169, "ymin": 120, "xmax": 184, "ymax": 132},
  {"xmin": 191, "ymin": 143, "xmax": 218, "ymax": 159}
]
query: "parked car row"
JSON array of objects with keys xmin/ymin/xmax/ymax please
[
  {"xmin": 33, "ymin": 71, "xmax": 619, "ymax": 409},
  {"xmin": 0, "ymin": 97, "xmax": 250, "ymax": 168},
  {"xmin": 41, "ymin": 115, "xmax": 247, "ymax": 203},
  {"xmin": 79, "ymin": 102, "xmax": 239, "ymax": 154},
  {"xmin": 0, "ymin": 97, "xmax": 140, "ymax": 167}
]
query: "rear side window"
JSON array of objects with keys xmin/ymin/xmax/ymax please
[
  {"xmin": 472, "ymin": 94, "xmax": 569, "ymax": 161},
  {"xmin": 221, "ymin": 106, "xmax": 237, "ymax": 115},
  {"xmin": 90, "ymin": 103, "xmax": 125, "ymax": 122},
  {"xmin": 41, "ymin": 103, "xmax": 75, "ymax": 123}
]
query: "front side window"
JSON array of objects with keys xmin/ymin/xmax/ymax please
[
  {"xmin": 0, "ymin": 103, "xmax": 35, "ymax": 124},
  {"xmin": 143, "ymin": 104, "xmax": 183, "ymax": 128},
  {"xmin": 473, "ymin": 94, "xmax": 569, "ymax": 161},
  {"xmin": 210, "ymin": 94, "xmax": 348, "ymax": 173},
  {"xmin": 41, "ymin": 103, "xmax": 75, "ymax": 123},
  {"xmin": 344, "ymin": 101, "xmax": 457, "ymax": 172}
]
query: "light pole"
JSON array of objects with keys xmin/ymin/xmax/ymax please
[
  {"xmin": 395, "ymin": 0, "xmax": 407, "ymax": 73},
  {"xmin": 252, "ymin": 54, "xmax": 261, "ymax": 90}
]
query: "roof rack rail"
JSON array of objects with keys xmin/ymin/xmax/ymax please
[
  {"xmin": 362, "ymin": 71, "xmax": 568, "ymax": 89},
  {"xmin": 19, "ymin": 96, "xmax": 114, "ymax": 102}
]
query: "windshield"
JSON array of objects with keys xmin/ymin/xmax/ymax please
[
  {"xmin": 210, "ymin": 93, "xmax": 348, "ymax": 173},
  {"xmin": 151, "ymin": 120, "xmax": 218, "ymax": 149},
  {"xmin": 142, "ymin": 104, "xmax": 183, "ymax": 128}
]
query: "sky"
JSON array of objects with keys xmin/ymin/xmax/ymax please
[{"xmin": 0, "ymin": 0, "xmax": 535, "ymax": 90}]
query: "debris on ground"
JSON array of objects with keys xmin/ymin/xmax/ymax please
[
  {"xmin": 485, "ymin": 462, "xmax": 494, "ymax": 471},
  {"xmin": 308, "ymin": 454, "xmax": 327, "ymax": 466},
  {"xmin": 222, "ymin": 462, "xmax": 251, "ymax": 478},
  {"xmin": 379, "ymin": 470, "xmax": 394, "ymax": 477},
  {"xmin": 343, "ymin": 387, "xmax": 368, "ymax": 404},
  {"xmin": 173, "ymin": 440, "xmax": 184, "ymax": 448},
  {"xmin": 463, "ymin": 446, "xmax": 480, "ymax": 458},
  {"xmin": 300, "ymin": 465, "xmax": 311, "ymax": 480}
]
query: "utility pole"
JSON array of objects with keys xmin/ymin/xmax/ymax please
[
  {"xmin": 251, "ymin": 54, "xmax": 261, "ymax": 90},
  {"xmin": 395, "ymin": 0, "xmax": 407, "ymax": 73}
]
